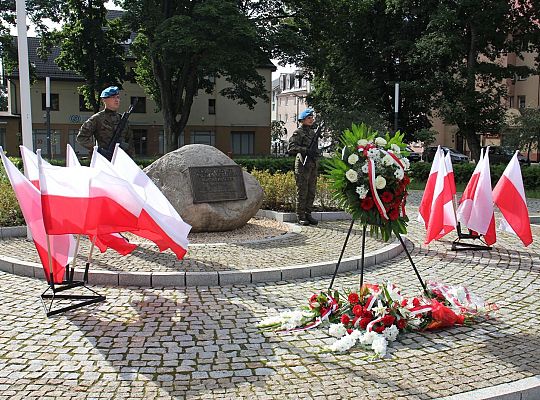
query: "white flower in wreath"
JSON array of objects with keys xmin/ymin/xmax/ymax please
[
  {"xmin": 361, "ymin": 163, "xmax": 369, "ymax": 174},
  {"xmin": 390, "ymin": 144, "xmax": 401, "ymax": 153},
  {"xmin": 348, "ymin": 153, "xmax": 359, "ymax": 165},
  {"xmin": 356, "ymin": 185, "xmax": 368, "ymax": 199},
  {"xmin": 367, "ymin": 148, "xmax": 379, "ymax": 159},
  {"xmin": 402, "ymin": 158, "xmax": 410, "ymax": 171},
  {"xmin": 373, "ymin": 301, "xmax": 387, "ymax": 316},
  {"xmin": 359, "ymin": 330, "xmax": 378, "ymax": 345},
  {"xmin": 371, "ymin": 335, "xmax": 388, "ymax": 356},
  {"xmin": 329, "ymin": 323, "xmax": 347, "ymax": 338},
  {"xmin": 374, "ymin": 137, "xmax": 387, "ymax": 147},
  {"xmin": 345, "ymin": 169, "xmax": 358, "ymax": 183},
  {"xmin": 375, "ymin": 175, "xmax": 386, "ymax": 189},
  {"xmin": 357, "ymin": 139, "xmax": 368, "ymax": 147},
  {"xmin": 329, "ymin": 333, "xmax": 357, "ymax": 352},
  {"xmin": 382, "ymin": 154, "xmax": 394, "ymax": 166},
  {"xmin": 383, "ymin": 324, "xmax": 399, "ymax": 342},
  {"xmin": 394, "ymin": 168, "xmax": 404, "ymax": 180}
]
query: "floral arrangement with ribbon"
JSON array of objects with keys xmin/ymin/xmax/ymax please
[
  {"xmin": 259, "ymin": 282, "xmax": 496, "ymax": 358},
  {"xmin": 326, "ymin": 123, "xmax": 412, "ymax": 241}
]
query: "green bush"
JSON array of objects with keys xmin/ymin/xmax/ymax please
[
  {"xmin": 0, "ymin": 165, "xmax": 24, "ymax": 226},
  {"xmin": 251, "ymin": 169, "xmax": 338, "ymax": 212}
]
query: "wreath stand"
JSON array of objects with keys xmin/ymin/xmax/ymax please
[
  {"xmin": 451, "ymin": 222, "xmax": 492, "ymax": 251},
  {"xmin": 328, "ymin": 219, "xmax": 427, "ymax": 293},
  {"xmin": 41, "ymin": 236, "xmax": 106, "ymax": 317}
]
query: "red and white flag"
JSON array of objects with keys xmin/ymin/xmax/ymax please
[
  {"xmin": 457, "ymin": 148, "xmax": 496, "ymax": 245},
  {"xmin": 493, "ymin": 152, "xmax": 532, "ymax": 246},
  {"xmin": 37, "ymin": 150, "xmax": 144, "ymax": 235},
  {"xmin": 457, "ymin": 148, "xmax": 483, "ymax": 225},
  {"xmin": 418, "ymin": 146, "xmax": 442, "ymax": 227},
  {"xmin": 444, "ymin": 152, "xmax": 456, "ymax": 196},
  {"xmin": 1, "ymin": 147, "xmax": 76, "ymax": 283},
  {"xmin": 66, "ymin": 144, "xmax": 137, "ymax": 255},
  {"xmin": 110, "ymin": 146, "xmax": 191, "ymax": 259},
  {"xmin": 422, "ymin": 149, "xmax": 456, "ymax": 244}
]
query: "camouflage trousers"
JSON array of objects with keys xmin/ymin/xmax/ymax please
[{"xmin": 294, "ymin": 156, "xmax": 318, "ymax": 219}]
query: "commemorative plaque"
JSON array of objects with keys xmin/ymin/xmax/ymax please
[{"xmin": 188, "ymin": 165, "xmax": 247, "ymax": 203}]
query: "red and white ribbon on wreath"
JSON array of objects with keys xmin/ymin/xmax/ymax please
[
  {"xmin": 367, "ymin": 158, "xmax": 389, "ymax": 221},
  {"xmin": 279, "ymin": 295, "xmax": 339, "ymax": 334}
]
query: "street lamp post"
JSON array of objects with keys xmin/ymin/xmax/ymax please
[
  {"xmin": 46, "ymin": 76, "xmax": 52, "ymax": 158},
  {"xmin": 394, "ymin": 82, "xmax": 399, "ymax": 132}
]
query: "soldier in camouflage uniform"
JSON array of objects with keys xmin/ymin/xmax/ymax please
[
  {"xmin": 288, "ymin": 108, "xmax": 319, "ymax": 226},
  {"xmin": 77, "ymin": 86, "xmax": 134, "ymax": 157}
]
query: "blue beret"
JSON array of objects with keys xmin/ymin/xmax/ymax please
[
  {"xmin": 100, "ymin": 86, "xmax": 120, "ymax": 98},
  {"xmin": 298, "ymin": 108, "xmax": 314, "ymax": 121}
]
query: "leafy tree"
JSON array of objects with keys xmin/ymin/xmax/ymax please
[
  {"xmin": 504, "ymin": 108, "xmax": 540, "ymax": 162},
  {"xmin": 410, "ymin": 128, "xmax": 437, "ymax": 147},
  {"xmin": 122, "ymin": 0, "xmax": 272, "ymax": 152},
  {"xmin": 405, "ymin": 0, "xmax": 540, "ymax": 162},
  {"xmin": 273, "ymin": 0, "xmax": 436, "ymax": 139},
  {"xmin": 0, "ymin": 84, "xmax": 7, "ymax": 111},
  {"xmin": 271, "ymin": 120, "xmax": 287, "ymax": 142},
  {"xmin": 43, "ymin": 1, "xmax": 130, "ymax": 112}
]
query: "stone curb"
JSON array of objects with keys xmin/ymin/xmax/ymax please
[
  {"xmin": 0, "ymin": 212, "xmax": 407, "ymax": 287},
  {"xmin": 436, "ymin": 375, "xmax": 540, "ymax": 400},
  {"xmin": 0, "ymin": 238, "xmax": 404, "ymax": 288}
]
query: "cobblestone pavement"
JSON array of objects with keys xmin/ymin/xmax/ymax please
[{"xmin": 0, "ymin": 191, "xmax": 539, "ymax": 399}]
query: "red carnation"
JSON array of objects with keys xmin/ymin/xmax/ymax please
[
  {"xmin": 362, "ymin": 310, "xmax": 374, "ymax": 319},
  {"xmin": 361, "ymin": 197, "xmax": 374, "ymax": 210},
  {"xmin": 341, "ymin": 314, "xmax": 351, "ymax": 325},
  {"xmin": 412, "ymin": 298, "xmax": 421, "ymax": 307},
  {"xmin": 309, "ymin": 293, "xmax": 318, "ymax": 303},
  {"xmin": 389, "ymin": 209, "xmax": 400, "ymax": 221},
  {"xmin": 374, "ymin": 324, "xmax": 385, "ymax": 333},
  {"xmin": 402, "ymin": 175, "xmax": 411, "ymax": 185},
  {"xmin": 397, "ymin": 318, "xmax": 407, "ymax": 330},
  {"xmin": 359, "ymin": 317, "xmax": 372, "ymax": 329},
  {"xmin": 381, "ymin": 191, "xmax": 393, "ymax": 203},
  {"xmin": 382, "ymin": 314, "xmax": 396, "ymax": 327},
  {"xmin": 347, "ymin": 328, "xmax": 353, "ymax": 334},
  {"xmin": 352, "ymin": 304, "xmax": 364, "ymax": 317},
  {"xmin": 348, "ymin": 292, "xmax": 360, "ymax": 304},
  {"xmin": 401, "ymin": 299, "xmax": 408, "ymax": 307}
]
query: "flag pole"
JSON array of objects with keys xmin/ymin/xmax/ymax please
[
  {"xmin": 84, "ymin": 235, "xmax": 97, "ymax": 283},
  {"xmin": 358, "ymin": 225, "xmax": 367, "ymax": 291},
  {"xmin": 45, "ymin": 234, "xmax": 54, "ymax": 286}
]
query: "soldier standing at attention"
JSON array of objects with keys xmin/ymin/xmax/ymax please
[
  {"xmin": 288, "ymin": 108, "xmax": 320, "ymax": 226},
  {"xmin": 77, "ymin": 86, "xmax": 135, "ymax": 157}
]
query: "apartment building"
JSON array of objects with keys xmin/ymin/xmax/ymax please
[
  {"xmin": 1, "ymin": 37, "xmax": 275, "ymax": 159},
  {"xmin": 273, "ymin": 70, "xmax": 311, "ymax": 142}
]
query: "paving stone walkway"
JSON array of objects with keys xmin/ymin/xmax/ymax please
[{"xmin": 0, "ymin": 191, "xmax": 539, "ymax": 399}]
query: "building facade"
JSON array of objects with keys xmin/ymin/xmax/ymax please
[{"xmin": 1, "ymin": 37, "xmax": 275, "ymax": 159}]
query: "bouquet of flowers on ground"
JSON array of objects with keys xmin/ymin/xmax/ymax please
[
  {"xmin": 326, "ymin": 123, "xmax": 412, "ymax": 241},
  {"xmin": 407, "ymin": 281, "xmax": 497, "ymax": 331},
  {"xmin": 258, "ymin": 290, "xmax": 341, "ymax": 332},
  {"xmin": 326, "ymin": 282, "xmax": 410, "ymax": 357}
]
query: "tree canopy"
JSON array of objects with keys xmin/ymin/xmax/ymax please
[{"xmin": 122, "ymin": 0, "xmax": 273, "ymax": 152}]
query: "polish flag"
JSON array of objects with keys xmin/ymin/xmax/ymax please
[
  {"xmin": 111, "ymin": 146, "xmax": 191, "ymax": 259},
  {"xmin": 493, "ymin": 152, "xmax": 532, "ymax": 246},
  {"xmin": 458, "ymin": 148, "xmax": 496, "ymax": 245},
  {"xmin": 457, "ymin": 148, "xmax": 483, "ymax": 225},
  {"xmin": 444, "ymin": 152, "xmax": 456, "ymax": 196},
  {"xmin": 37, "ymin": 150, "xmax": 144, "ymax": 235},
  {"xmin": 1, "ymin": 148, "xmax": 76, "ymax": 283},
  {"xmin": 418, "ymin": 146, "xmax": 443, "ymax": 227},
  {"xmin": 20, "ymin": 145, "xmax": 44, "ymax": 187},
  {"xmin": 66, "ymin": 144, "xmax": 137, "ymax": 255},
  {"xmin": 423, "ymin": 150, "xmax": 456, "ymax": 244}
]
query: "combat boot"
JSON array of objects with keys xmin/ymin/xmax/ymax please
[
  {"xmin": 297, "ymin": 215, "xmax": 310, "ymax": 226},
  {"xmin": 306, "ymin": 214, "xmax": 318, "ymax": 225}
]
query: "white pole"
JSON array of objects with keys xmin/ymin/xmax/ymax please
[
  {"xmin": 45, "ymin": 77, "xmax": 50, "ymax": 108},
  {"xmin": 15, "ymin": 0, "xmax": 33, "ymax": 152},
  {"xmin": 394, "ymin": 83, "xmax": 400, "ymax": 132},
  {"xmin": 16, "ymin": 0, "xmax": 33, "ymax": 240}
]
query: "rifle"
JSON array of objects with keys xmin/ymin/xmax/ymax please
[
  {"xmin": 98, "ymin": 98, "xmax": 138, "ymax": 161},
  {"xmin": 302, "ymin": 121, "xmax": 325, "ymax": 166}
]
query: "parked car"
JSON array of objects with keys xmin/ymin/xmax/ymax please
[
  {"xmin": 423, "ymin": 146, "xmax": 469, "ymax": 163},
  {"xmin": 482, "ymin": 146, "xmax": 527, "ymax": 164},
  {"xmin": 405, "ymin": 146, "xmax": 422, "ymax": 162}
]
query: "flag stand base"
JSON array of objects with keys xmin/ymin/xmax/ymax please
[
  {"xmin": 451, "ymin": 223, "xmax": 492, "ymax": 251},
  {"xmin": 328, "ymin": 220, "xmax": 427, "ymax": 293},
  {"xmin": 41, "ymin": 263, "xmax": 105, "ymax": 317}
]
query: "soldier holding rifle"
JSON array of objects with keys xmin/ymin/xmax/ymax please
[
  {"xmin": 288, "ymin": 108, "xmax": 321, "ymax": 226},
  {"xmin": 77, "ymin": 86, "xmax": 135, "ymax": 160}
]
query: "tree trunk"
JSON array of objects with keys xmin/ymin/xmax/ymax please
[{"xmin": 461, "ymin": 127, "xmax": 481, "ymax": 162}]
